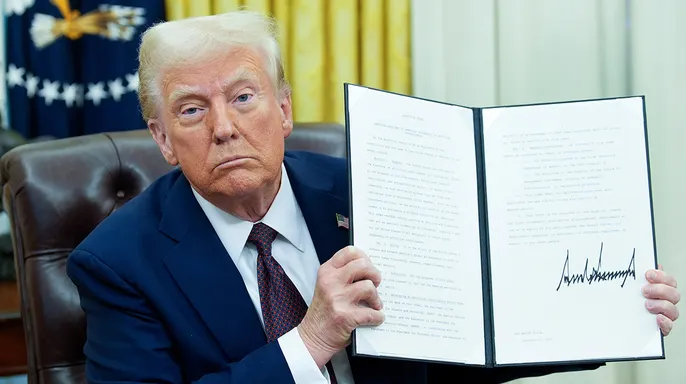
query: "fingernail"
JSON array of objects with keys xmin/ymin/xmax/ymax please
[
  {"xmin": 647, "ymin": 271, "xmax": 656, "ymax": 280},
  {"xmin": 642, "ymin": 285, "xmax": 651, "ymax": 296},
  {"xmin": 646, "ymin": 299, "xmax": 655, "ymax": 309}
]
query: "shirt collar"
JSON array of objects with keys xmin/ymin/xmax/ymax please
[{"xmin": 191, "ymin": 164, "xmax": 305, "ymax": 262}]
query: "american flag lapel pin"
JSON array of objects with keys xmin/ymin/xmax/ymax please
[{"xmin": 335, "ymin": 213, "xmax": 349, "ymax": 229}]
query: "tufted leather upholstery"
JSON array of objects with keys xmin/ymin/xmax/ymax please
[{"xmin": 0, "ymin": 122, "xmax": 346, "ymax": 384}]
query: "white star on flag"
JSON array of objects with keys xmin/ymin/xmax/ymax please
[
  {"xmin": 108, "ymin": 78, "xmax": 126, "ymax": 101},
  {"xmin": 38, "ymin": 79, "xmax": 60, "ymax": 105},
  {"xmin": 125, "ymin": 72, "xmax": 139, "ymax": 92},
  {"xmin": 86, "ymin": 82, "xmax": 108, "ymax": 106},
  {"xmin": 7, "ymin": 64, "xmax": 25, "ymax": 87}
]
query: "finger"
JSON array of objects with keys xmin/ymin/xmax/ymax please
[
  {"xmin": 658, "ymin": 314, "xmax": 673, "ymax": 336},
  {"xmin": 329, "ymin": 246, "xmax": 367, "ymax": 269},
  {"xmin": 342, "ymin": 257, "xmax": 382, "ymax": 287},
  {"xmin": 646, "ymin": 269, "xmax": 677, "ymax": 288},
  {"xmin": 642, "ymin": 283, "xmax": 681, "ymax": 304},
  {"xmin": 352, "ymin": 306, "xmax": 385, "ymax": 327},
  {"xmin": 349, "ymin": 279, "xmax": 383, "ymax": 310},
  {"xmin": 646, "ymin": 299, "xmax": 680, "ymax": 321}
]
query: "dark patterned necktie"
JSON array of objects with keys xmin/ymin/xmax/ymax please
[{"xmin": 248, "ymin": 223, "xmax": 338, "ymax": 383}]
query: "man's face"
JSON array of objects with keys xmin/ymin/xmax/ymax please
[{"xmin": 149, "ymin": 48, "xmax": 293, "ymax": 202}]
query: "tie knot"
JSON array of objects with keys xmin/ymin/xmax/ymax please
[{"xmin": 248, "ymin": 222, "xmax": 278, "ymax": 254}]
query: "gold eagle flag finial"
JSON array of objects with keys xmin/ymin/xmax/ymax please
[
  {"xmin": 50, "ymin": 0, "xmax": 83, "ymax": 39},
  {"xmin": 29, "ymin": 0, "xmax": 147, "ymax": 49}
]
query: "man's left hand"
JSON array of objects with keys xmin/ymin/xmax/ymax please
[{"xmin": 643, "ymin": 264, "xmax": 680, "ymax": 336}]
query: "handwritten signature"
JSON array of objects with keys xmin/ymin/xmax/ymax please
[{"xmin": 556, "ymin": 242, "xmax": 636, "ymax": 291}]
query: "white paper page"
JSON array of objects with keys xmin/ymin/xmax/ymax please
[
  {"xmin": 482, "ymin": 97, "xmax": 662, "ymax": 365},
  {"xmin": 347, "ymin": 84, "xmax": 485, "ymax": 365}
]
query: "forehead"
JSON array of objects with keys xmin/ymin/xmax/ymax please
[{"xmin": 161, "ymin": 48, "xmax": 271, "ymax": 98}]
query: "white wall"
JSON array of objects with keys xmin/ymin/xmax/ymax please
[
  {"xmin": 412, "ymin": 1, "xmax": 686, "ymax": 383},
  {"xmin": 629, "ymin": 3, "xmax": 686, "ymax": 381},
  {"xmin": 412, "ymin": 0, "xmax": 497, "ymax": 106}
]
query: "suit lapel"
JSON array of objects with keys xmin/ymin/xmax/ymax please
[{"xmin": 159, "ymin": 174, "xmax": 267, "ymax": 360}]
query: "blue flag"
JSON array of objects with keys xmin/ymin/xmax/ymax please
[{"xmin": 5, "ymin": 0, "xmax": 165, "ymax": 139}]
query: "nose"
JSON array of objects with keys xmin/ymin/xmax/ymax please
[{"xmin": 210, "ymin": 102, "xmax": 237, "ymax": 143}]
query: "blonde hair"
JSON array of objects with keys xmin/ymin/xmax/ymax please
[{"xmin": 137, "ymin": 10, "xmax": 290, "ymax": 121}]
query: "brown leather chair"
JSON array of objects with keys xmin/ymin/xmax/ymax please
[{"xmin": 0, "ymin": 122, "xmax": 346, "ymax": 384}]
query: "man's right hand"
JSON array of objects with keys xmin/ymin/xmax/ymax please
[{"xmin": 297, "ymin": 246, "xmax": 385, "ymax": 367}]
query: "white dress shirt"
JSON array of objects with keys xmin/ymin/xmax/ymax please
[{"xmin": 191, "ymin": 164, "xmax": 354, "ymax": 384}]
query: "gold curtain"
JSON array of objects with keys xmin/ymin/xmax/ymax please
[{"xmin": 164, "ymin": 0, "xmax": 411, "ymax": 124}]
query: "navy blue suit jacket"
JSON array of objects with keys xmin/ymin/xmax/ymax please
[{"xmin": 66, "ymin": 151, "xmax": 601, "ymax": 383}]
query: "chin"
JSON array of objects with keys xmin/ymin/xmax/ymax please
[{"xmin": 209, "ymin": 168, "xmax": 277, "ymax": 198}]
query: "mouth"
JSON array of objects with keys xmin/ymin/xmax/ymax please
[{"xmin": 214, "ymin": 156, "xmax": 252, "ymax": 170}]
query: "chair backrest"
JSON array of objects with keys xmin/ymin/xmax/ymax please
[{"xmin": 0, "ymin": 122, "xmax": 346, "ymax": 384}]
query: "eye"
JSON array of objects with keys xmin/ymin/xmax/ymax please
[
  {"xmin": 181, "ymin": 107, "xmax": 200, "ymax": 115},
  {"xmin": 235, "ymin": 93, "xmax": 253, "ymax": 103}
]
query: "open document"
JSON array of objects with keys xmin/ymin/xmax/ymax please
[{"xmin": 345, "ymin": 83, "xmax": 664, "ymax": 367}]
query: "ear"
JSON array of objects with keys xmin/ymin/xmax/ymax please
[
  {"xmin": 279, "ymin": 93, "xmax": 293, "ymax": 139},
  {"xmin": 148, "ymin": 119, "xmax": 179, "ymax": 166}
]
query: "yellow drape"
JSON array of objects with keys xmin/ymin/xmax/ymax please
[{"xmin": 164, "ymin": 0, "xmax": 411, "ymax": 124}]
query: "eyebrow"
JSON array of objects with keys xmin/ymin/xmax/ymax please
[{"xmin": 167, "ymin": 68, "xmax": 259, "ymax": 107}]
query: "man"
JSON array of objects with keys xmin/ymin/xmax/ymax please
[{"xmin": 66, "ymin": 10, "xmax": 681, "ymax": 384}]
